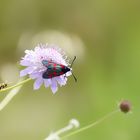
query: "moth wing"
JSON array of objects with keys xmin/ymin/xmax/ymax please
[{"xmin": 42, "ymin": 68, "xmax": 53, "ymax": 79}]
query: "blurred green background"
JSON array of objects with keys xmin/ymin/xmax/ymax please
[{"xmin": 0, "ymin": 0, "xmax": 140, "ymax": 140}]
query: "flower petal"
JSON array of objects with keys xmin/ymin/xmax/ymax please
[
  {"xmin": 44, "ymin": 79, "xmax": 52, "ymax": 88},
  {"xmin": 51, "ymin": 79, "xmax": 58, "ymax": 94},
  {"xmin": 30, "ymin": 72, "xmax": 42, "ymax": 79},
  {"xmin": 33, "ymin": 78, "xmax": 43, "ymax": 90},
  {"xmin": 20, "ymin": 69, "xmax": 28, "ymax": 77},
  {"xmin": 56, "ymin": 76, "xmax": 67, "ymax": 86},
  {"xmin": 20, "ymin": 60, "xmax": 31, "ymax": 66},
  {"xmin": 20, "ymin": 67, "xmax": 34, "ymax": 77},
  {"xmin": 66, "ymin": 71, "xmax": 72, "ymax": 77}
]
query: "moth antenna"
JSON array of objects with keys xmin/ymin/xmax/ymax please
[
  {"xmin": 69, "ymin": 56, "xmax": 77, "ymax": 82},
  {"xmin": 70, "ymin": 56, "xmax": 76, "ymax": 68},
  {"xmin": 72, "ymin": 72, "xmax": 77, "ymax": 82}
]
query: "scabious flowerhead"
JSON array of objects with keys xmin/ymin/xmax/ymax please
[{"xmin": 20, "ymin": 44, "xmax": 71, "ymax": 94}]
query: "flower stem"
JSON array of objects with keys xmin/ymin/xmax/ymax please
[
  {"xmin": 0, "ymin": 78, "xmax": 31, "ymax": 93},
  {"xmin": 0, "ymin": 85, "xmax": 22, "ymax": 111},
  {"xmin": 61, "ymin": 109, "xmax": 120, "ymax": 140},
  {"xmin": 55, "ymin": 124, "xmax": 73, "ymax": 136}
]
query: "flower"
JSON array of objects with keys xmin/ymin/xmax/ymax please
[{"xmin": 20, "ymin": 43, "xmax": 72, "ymax": 93}]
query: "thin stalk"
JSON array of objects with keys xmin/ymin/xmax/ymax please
[
  {"xmin": 56, "ymin": 125, "xmax": 73, "ymax": 136},
  {"xmin": 61, "ymin": 109, "xmax": 120, "ymax": 139},
  {"xmin": 0, "ymin": 85, "xmax": 22, "ymax": 111},
  {"xmin": 0, "ymin": 78, "xmax": 31, "ymax": 93}
]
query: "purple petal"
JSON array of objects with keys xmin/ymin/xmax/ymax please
[
  {"xmin": 30, "ymin": 72, "xmax": 42, "ymax": 79},
  {"xmin": 20, "ymin": 60, "xmax": 31, "ymax": 66},
  {"xmin": 33, "ymin": 78, "xmax": 43, "ymax": 90},
  {"xmin": 44, "ymin": 79, "xmax": 51, "ymax": 88},
  {"xmin": 56, "ymin": 76, "xmax": 67, "ymax": 86},
  {"xmin": 20, "ymin": 69, "xmax": 28, "ymax": 77},
  {"xmin": 51, "ymin": 79, "xmax": 58, "ymax": 94},
  {"xmin": 20, "ymin": 67, "xmax": 34, "ymax": 77},
  {"xmin": 27, "ymin": 67, "xmax": 34, "ymax": 74}
]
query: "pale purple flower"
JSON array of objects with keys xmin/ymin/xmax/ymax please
[{"xmin": 20, "ymin": 44, "xmax": 71, "ymax": 94}]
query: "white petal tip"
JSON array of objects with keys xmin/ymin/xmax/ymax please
[
  {"xmin": 33, "ymin": 86, "xmax": 40, "ymax": 90},
  {"xmin": 52, "ymin": 90, "xmax": 57, "ymax": 94}
]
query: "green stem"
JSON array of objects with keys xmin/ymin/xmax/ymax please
[
  {"xmin": 61, "ymin": 109, "xmax": 120, "ymax": 140},
  {"xmin": 0, "ymin": 78, "xmax": 31, "ymax": 93}
]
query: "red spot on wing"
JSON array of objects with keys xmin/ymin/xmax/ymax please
[
  {"xmin": 60, "ymin": 72, "xmax": 64, "ymax": 75},
  {"xmin": 53, "ymin": 72, "xmax": 57, "ymax": 76},
  {"xmin": 48, "ymin": 75, "xmax": 52, "ymax": 78},
  {"xmin": 53, "ymin": 67, "xmax": 56, "ymax": 70},
  {"xmin": 60, "ymin": 64, "xmax": 65, "ymax": 69},
  {"xmin": 53, "ymin": 63, "xmax": 57, "ymax": 67}
]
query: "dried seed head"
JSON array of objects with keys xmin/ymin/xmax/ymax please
[
  {"xmin": 119, "ymin": 100, "xmax": 131, "ymax": 113},
  {"xmin": 69, "ymin": 118, "xmax": 80, "ymax": 128}
]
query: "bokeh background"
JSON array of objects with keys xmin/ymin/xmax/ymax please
[{"xmin": 0, "ymin": 0, "xmax": 140, "ymax": 140}]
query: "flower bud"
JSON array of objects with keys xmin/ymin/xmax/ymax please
[{"xmin": 119, "ymin": 100, "xmax": 131, "ymax": 113}]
